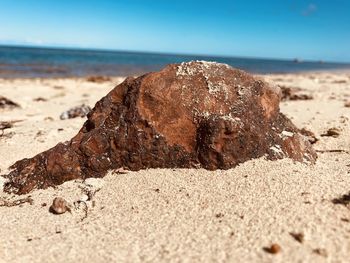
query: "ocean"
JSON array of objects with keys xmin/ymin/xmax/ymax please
[{"xmin": 0, "ymin": 45, "xmax": 349, "ymax": 78}]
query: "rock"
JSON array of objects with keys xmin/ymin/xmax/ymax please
[
  {"xmin": 49, "ymin": 197, "xmax": 71, "ymax": 214},
  {"xmin": 290, "ymin": 232, "xmax": 305, "ymax": 243},
  {"xmin": 83, "ymin": 178, "xmax": 104, "ymax": 191},
  {"xmin": 313, "ymin": 248, "xmax": 328, "ymax": 257},
  {"xmin": 60, "ymin": 104, "xmax": 91, "ymax": 120},
  {"xmin": 264, "ymin": 243, "xmax": 281, "ymax": 254},
  {"xmin": 332, "ymin": 191, "xmax": 350, "ymax": 207},
  {"xmin": 0, "ymin": 120, "xmax": 22, "ymax": 137},
  {"xmin": 0, "ymin": 96, "xmax": 20, "ymax": 110},
  {"xmin": 33, "ymin": 97, "xmax": 48, "ymax": 102},
  {"xmin": 0, "ymin": 121, "xmax": 14, "ymax": 132},
  {"xmin": 332, "ymin": 80, "xmax": 347, "ymax": 84},
  {"xmin": 321, "ymin": 128, "xmax": 341, "ymax": 138},
  {"xmin": 300, "ymin": 128, "xmax": 318, "ymax": 144},
  {"xmin": 86, "ymin": 75, "xmax": 111, "ymax": 83},
  {"xmin": 79, "ymin": 194, "xmax": 89, "ymax": 202},
  {"xmin": 344, "ymin": 101, "xmax": 350, "ymax": 108},
  {"xmin": 279, "ymin": 86, "xmax": 313, "ymax": 101},
  {"xmin": 3, "ymin": 61, "xmax": 317, "ymax": 194}
]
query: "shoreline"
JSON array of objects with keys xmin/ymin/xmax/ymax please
[
  {"xmin": 1, "ymin": 45, "xmax": 350, "ymax": 78},
  {"xmin": 0, "ymin": 67, "xmax": 349, "ymax": 80}
]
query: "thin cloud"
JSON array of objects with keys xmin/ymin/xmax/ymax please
[{"xmin": 302, "ymin": 3, "xmax": 317, "ymax": 16}]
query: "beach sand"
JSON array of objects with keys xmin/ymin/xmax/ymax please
[{"xmin": 1, "ymin": 72, "xmax": 350, "ymax": 262}]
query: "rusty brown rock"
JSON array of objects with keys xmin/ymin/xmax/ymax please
[
  {"xmin": 3, "ymin": 61, "xmax": 317, "ymax": 194},
  {"xmin": 264, "ymin": 243, "xmax": 281, "ymax": 254}
]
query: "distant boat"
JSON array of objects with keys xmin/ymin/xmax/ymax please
[{"xmin": 293, "ymin": 58, "xmax": 303, "ymax": 63}]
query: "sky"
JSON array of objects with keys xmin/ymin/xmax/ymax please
[{"xmin": 0, "ymin": 0, "xmax": 349, "ymax": 62}]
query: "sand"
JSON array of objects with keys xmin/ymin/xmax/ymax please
[{"xmin": 1, "ymin": 72, "xmax": 350, "ymax": 262}]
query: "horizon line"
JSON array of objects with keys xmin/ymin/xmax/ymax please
[{"xmin": 1, "ymin": 43, "xmax": 349, "ymax": 65}]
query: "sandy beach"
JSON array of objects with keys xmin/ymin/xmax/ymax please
[{"xmin": 1, "ymin": 72, "xmax": 350, "ymax": 262}]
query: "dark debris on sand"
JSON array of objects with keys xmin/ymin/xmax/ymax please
[
  {"xmin": 320, "ymin": 128, "xmax": 341, "ymax": 138},
  {"xmin": 0, "ymin": 96, "xmax": 20, "ymax": 110},
  {"xmin": 289, "ymin": 232, "xmax": 304, "ymax": 243},
  {"xmin": 300, "ymin": 128, "xmax": 318, "ymax": 144},
  {"xmin": 313, "ymin": 248, "xmax": 328, "ymax": 257},
  {"xmin": 60, "ymin": 104, "xmax": 91, "ymax": 120},
  {"xmin": 33, "ymin": 97, "xmax": 48, "ymax": 102},
  {"xmin": 0, "ymin": 120, "xmax": 22, "ymax": 137},
  {"xmin": 0, "ymin": 196, "xmax": 33, "ymax": 207},
  {"xmin": 86, "ymin": 75, "xmax": 111, "ymax": 83},
  {"xmin": 279, "ymin": 86, "xmax": 313, "ymax": 101},
  {"xmin": 332, "ymin": 191, "xmax": 350, "ymax": 208}
]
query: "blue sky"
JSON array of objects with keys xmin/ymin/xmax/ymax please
[{"xmin": 0, "ymin": 0, "xmax": 349, "ymax": 62}]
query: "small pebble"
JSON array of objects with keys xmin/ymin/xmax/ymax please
[
  {"xmin": 313, "ymin": 248, "xmax": 328, "ymax": 257},
  {"xmin": 321, "ymin": 128, "xmax": 341, "ymax": 138},
  {"xmin": 215, "ymin": 213, "xmax": 224, "ymax": 218},
  {"xmin": 33, "ymin": 97, "xmax": 47, "ymax": 102},
  {"xmin": 290, "ymin": 232, "xmax": 304, "ymax": 243},
  {"xmin": 79, "ymin": 194, "xmax": 89, "ymax": 202},
  {"xmin": 60, "ymin": 104, "xmax": 91, "ymax": 120},
  {"xmin": 44, "ymin": 116, "xmax": 54, "ymax": 121},
  {"xmin": 84, "ymin": 178, "xmax": 104, "ymax": 190},
  {"xmin": 49, "ymin": 197, "xmax": 71, "ymax": 214},
  {"xmin": 264, "ymin": 243, "xmax": 281, "ymax": 254}
]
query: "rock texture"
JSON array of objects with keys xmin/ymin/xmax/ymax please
[{"xmin": 3, "ymin": 61, "xmax": 316, "ymax": 194}]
